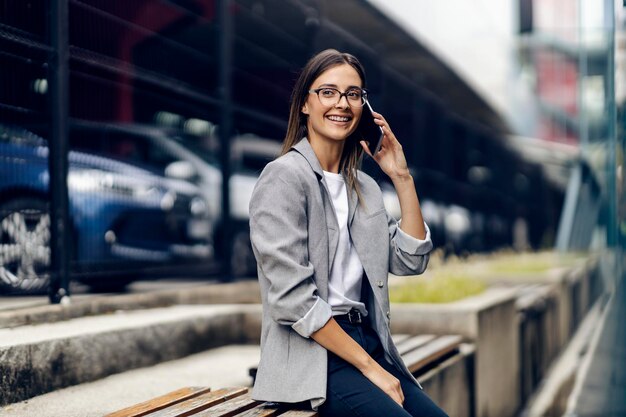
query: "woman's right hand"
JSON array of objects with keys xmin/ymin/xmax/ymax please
[
  {"xmin": 361, "ymin": 360, "xmax": 405, "ymax": 406},
  {"xmin": 310, "ymin": 319, "xmax": 405, "ymax": 406}
]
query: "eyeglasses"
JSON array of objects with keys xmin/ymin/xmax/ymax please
[{"xmin": 308, "ymin": 87, "xmax": 367, "ymax": 108}]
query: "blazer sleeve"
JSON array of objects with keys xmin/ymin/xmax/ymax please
[
  {"xmin": 388, "ymin": 215, "xmax": 433, "ymax": 276},
  {"xmin": 249, "ymin": 161, "xmax": 332, "ymax": 338}
]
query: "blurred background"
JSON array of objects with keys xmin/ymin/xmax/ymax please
[{"xmin": 0, "ymin": 0, "xmax": 623, "ymax": 299}]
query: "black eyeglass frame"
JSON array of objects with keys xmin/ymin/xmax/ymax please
[{"xmin": 308, "ymin": 87, "xmax": 369, "ymax": 107}]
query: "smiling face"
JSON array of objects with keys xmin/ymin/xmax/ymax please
[{"xmin": 302, "ymin": 64, "xmax": 363, "ymax": 147}]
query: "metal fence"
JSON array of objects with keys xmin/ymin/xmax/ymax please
[{"xmin": 0, "ymin": 0, "xmax": 563, "ymax": 302}]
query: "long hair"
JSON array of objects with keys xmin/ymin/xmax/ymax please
[{"xmin": 281, "ymin": 49, "xmax": 367, "ymax": 202}]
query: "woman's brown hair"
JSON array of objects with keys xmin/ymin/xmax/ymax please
[{"xmin": 281, "ymin": 49, "xmax": 367, "ymax": 202}]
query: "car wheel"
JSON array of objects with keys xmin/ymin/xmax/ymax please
[{"xmin": 0, "ymin": 198, "xmax": 51, "ymax": 294}]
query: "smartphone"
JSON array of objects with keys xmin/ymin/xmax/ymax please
[{"xmin": 359, "ymin": 100, "xmax": 384, "ymax": 155}]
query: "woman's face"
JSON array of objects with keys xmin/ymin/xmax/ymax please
[{"xmin": 302, "ymin": 63, "xmax": 363, "ymax": 146}]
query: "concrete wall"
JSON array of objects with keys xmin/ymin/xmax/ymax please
[
  {"xmin": 516, "ymin": 259, "xmax": 601, "ymax": 405},
  {"xmin": 517, "ymin": 284, "xmax": 559, "ymax": 402},
  {"xmin": 388, "ymin": 257, "xmax": 601, "ymax": 417},
  {"xmin": 419, "ymin": 344, "xmax": 475, "ymax": 417},
  {"xmin": 391, "ymin": 288, "xmax": 520, "ymax": 417}
]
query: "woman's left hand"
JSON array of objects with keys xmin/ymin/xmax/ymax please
[{"xmin": 360, "ymin": 111, "xmax": 411, "ymax": 181}]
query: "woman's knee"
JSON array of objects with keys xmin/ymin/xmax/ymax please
[{"xmin": 401, "ymin": 387, "xmax": 449, "ymax": 417}]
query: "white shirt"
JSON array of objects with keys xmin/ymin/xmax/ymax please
[{"xmin": 323, "ymin": 171, "xmax": 368, "ymax": 316}]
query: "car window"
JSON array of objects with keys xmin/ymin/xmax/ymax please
[
  {"xmin": 231, "ymin": 139, "xmax": 281, "ymax": 175},
  {"xmin": 105, "ymin": 131, "xmax": 177, "ymax": 173},
  {"xmin": 69, "ymin": 127, "xmax": 106, "ymax": 154},
  {"xmin": 70, "ymin": 127, "xmax": 178, "ymax": 173},
  {"xmin": 168, "ymin": 133, "xmax": 219, "ymax": 167}
]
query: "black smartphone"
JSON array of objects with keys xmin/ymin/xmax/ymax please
[{"xmin": 359, "ymin": 100, "xmax": 384, "ymax": 155}]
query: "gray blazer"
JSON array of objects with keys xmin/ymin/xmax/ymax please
[{"xmin": 249, "ymin": 138, "xmax": 433, "ymax": 410}]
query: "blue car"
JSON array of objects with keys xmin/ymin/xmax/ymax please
[{"xmin": 0, "ymin": 125, "xmax": 214, "ymax": 294}]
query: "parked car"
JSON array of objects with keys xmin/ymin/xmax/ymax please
[
  {"xmin": 67, "ymin": 121, "xmax": 282, "ymax": 277},
  {"xmin": 0, "ymin": 125, "xmax": 214, "ymax": 294}
]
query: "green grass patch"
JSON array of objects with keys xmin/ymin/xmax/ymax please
[
  {"xmin": 390, "ymin": 273, "xmax": 486, "ymax": 304},
  {"xmin": 484, "ymin": 251, "xmax": 585, "ymax": 275},
  {"xmin": 389, "ymin": 249, "xmax": 590, "ymax": 303}
]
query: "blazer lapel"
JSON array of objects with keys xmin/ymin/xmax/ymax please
[
  {"xmin": 291, "ymin": 138, "xmax": 339, "ymax": 278},
  {"xmin": 349, "ymin": 177, "xmax": 389, "ymax": 305},
  {"xmin": 321, "ymin": 177, "xmax": 340, "ymax": 269},
  {"xmin": 347, "ymin": 180, "xmax": 358, "ymax": 227}
]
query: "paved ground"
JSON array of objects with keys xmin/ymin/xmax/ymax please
[
  {"xmin": 0, "ymin": 278, "xmax": 221, "ymax": 312},
  {"xmin": 568, "ymin": 272, "xmax": 626, "ymax": 417},
  {"xmin": 0, "ymin": 344, "xmax": 261, "ymax": 417}
]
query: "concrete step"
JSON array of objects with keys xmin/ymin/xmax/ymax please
[
  {"xmin": 1, "ymin": 344, "xmax": 261, "ymax": 417},
  {"xmin": 0, "ymin": 303, "xmax": 262, "ymax": 406},
  {"xmin": 0, "ymin": 280, "xmax": 261, "ymax": 329}
]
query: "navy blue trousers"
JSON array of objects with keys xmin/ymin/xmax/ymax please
[{"xmin": 318, "ymin": 318, "xmax": 449, "ymax": 417}]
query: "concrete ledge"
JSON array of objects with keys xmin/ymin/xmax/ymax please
[
  {"xmin": 516, "ymin": 258, "xmax": 602, "ymax": 405},
  {"xmin": 0, "ymin": 281, "xmax": 262, "ymax": 329},
  {"xmin": 517, "ymin": 284, "xmax": 559, "ymax": 403},
  {"xmin": 0, "ymin": 304, "xmax": 260, "ymax": 406},
  {"xmin": 420, "ymin": 343, "xmax": 475, "ymax": 417},
  {"xmin": 519, "ymin": 294, "xmax": 607, "ymax": 417},
  {"xmin": 388, "ymin": 258, "xmax": 600, "ymax": 417},
  {"xmin": 390, "ymin": 287, "xmax": 519, "ymax": 417}
]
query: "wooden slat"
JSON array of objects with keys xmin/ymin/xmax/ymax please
[
  {"xmin": 194, "ymin": 392, "xmax": 259, "ymax": 417},
  {"xmin": 279, "ymin": 410, "xmax": 318, "ymax": 417},
  {"xmin": 391, "ymin": 334, "xmax": 411, "ymax": 345},
  {"xmin": 231, "ymin": 403, "xmax": 283, "ymax": 417},
  {"xmin": 402, "ymin": 335, "xmax": 463, "ymax": 374},
  {"xmin": 105, "ymin": 387, "xmax": 212, "ymax": 417},
  {"xmin": 108, "ymin": 333, "xmax": 465, "ymax": 417},
  {"xmin": 396, "ymin": 335, "xmax": 436, "ymax": 356},
  {"xmin": 232, "ymin": 403, "xmax": 318, "ymax": 417},
  {"xmin": 143, "ymin": 387, "xmax": 248, "ymax": 417}
]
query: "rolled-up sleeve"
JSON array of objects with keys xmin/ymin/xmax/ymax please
[
  {"xmin": 292, "ymin": 297, "xmax": 333, "ymax": 337},
  {"xmin": 388, "ymin": 217, "xmax": 433, "ymax": 276},
  {"xmin": 249, "ymin": 162, "xmax": 332, "ymax": 338}
]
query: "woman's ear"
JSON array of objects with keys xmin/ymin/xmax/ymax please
[{"xmin": 301, "ymin": 103, "xmax": 309, "ymax": 115}]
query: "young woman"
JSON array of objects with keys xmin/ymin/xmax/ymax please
[{"xmin": 248, "ymin": 49, "xmax": 448, "ymax": 417}]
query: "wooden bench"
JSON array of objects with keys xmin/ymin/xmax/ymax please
[
  {"xmin": 393, "ymin": 334, "xmax": 462, "ymax": 376},
  {"xmin": 248, "ymin": 334, "xmax": 462, "ymax": 384},
  {"xmin": 105, "ymin": 387, "xmax": 317, "ymax": 417},
  {"xmin": 107, "ymin": 334, "xmax": 462, "ymax": 417}
]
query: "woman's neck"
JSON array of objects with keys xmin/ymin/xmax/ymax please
[{"xmin": 308, "ymin": 135, "xmax": 344, "ymax": 174}]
